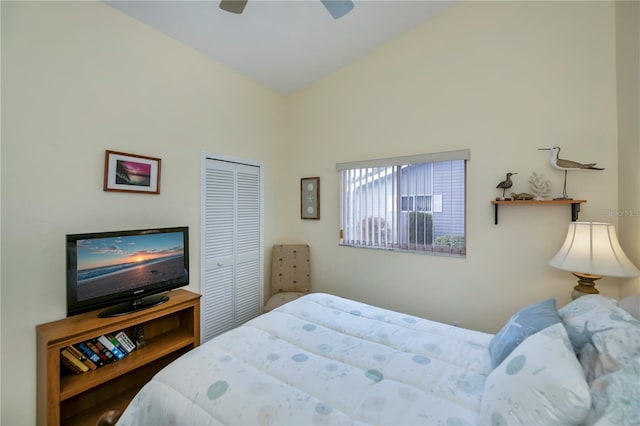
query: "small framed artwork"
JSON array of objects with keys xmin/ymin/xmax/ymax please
[
  {"xmin": 301, "ymin": 177, "xmax": 320, "ymax": 220},
  {"xmin": 103, "ymin": 150, "xmax": 161, "ymax": 194}
]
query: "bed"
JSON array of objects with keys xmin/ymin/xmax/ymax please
[{"xmin": 117, "ymin": 292, "xmax": 640, "ymax": 425}]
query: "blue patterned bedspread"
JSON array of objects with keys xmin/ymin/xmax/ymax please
[{"xmin": 118, "ymin": 293, "xmax": 493, "ymax": 425}]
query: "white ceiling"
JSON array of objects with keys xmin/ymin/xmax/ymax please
[{"xmin": 105, "ymin": 0, "xmax": 460, "ymax": 94}]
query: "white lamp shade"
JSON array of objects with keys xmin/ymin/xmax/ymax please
[{"xmin": 549, "ymin": 222, "xmax": 640, "ymax": 277}]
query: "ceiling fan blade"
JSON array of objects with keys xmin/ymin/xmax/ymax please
[
  {"xmin": 321, "ymin": 0, "xmax": 354, "ymax": 19},
  {"xmin": 219, "ymin": 0, "xmax": 248, "ymax": 14}
]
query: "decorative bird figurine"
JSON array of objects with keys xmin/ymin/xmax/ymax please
[
  {"xmin": 538, "ymin": 146, "xmax": 604, "ymax": 199},
  {"xmin": 539, "ymin": 146, "xmax": 604, "ymax": 171},
  {"xmin": 496, "ymin": 172, "xmax": 517, "ymax": 200}
]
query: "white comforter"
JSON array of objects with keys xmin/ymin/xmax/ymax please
[{"xmin": 117, "ymin": 293, "xmax": 493, "ymax": 425}]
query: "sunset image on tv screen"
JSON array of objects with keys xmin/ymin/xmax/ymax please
[{"xmin": 75, "ymin": 232, "xmax": 185, "ymax": 301}]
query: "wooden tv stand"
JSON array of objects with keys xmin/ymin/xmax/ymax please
[{"xmin": 36, "ymin": 289, "xmax": 200, "ymax": 426}]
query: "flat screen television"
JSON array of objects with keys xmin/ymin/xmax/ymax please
[{"xmin": 66, "ymin": 226, "xmax": 189, "ymax": 317}]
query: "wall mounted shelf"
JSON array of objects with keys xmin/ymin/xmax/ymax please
[{"xmin": 491, "ymin": 199, "xmax": 587, "ymax": 224}]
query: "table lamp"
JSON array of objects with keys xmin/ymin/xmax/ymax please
[{"xmin": 548, "ymin": 222, "xmax": 640, "ymax": 299}]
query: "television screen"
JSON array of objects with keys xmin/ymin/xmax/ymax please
[{"xmin": 66, "ymin": 226, "xmax": 189, "ymax": 317}]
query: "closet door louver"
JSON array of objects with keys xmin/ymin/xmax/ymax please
[
  {"xmin": 235, "ymin": 166, "xmax": 261, "ymax": 325},
  {"xmin": 202, "ymin": 159, "xmax": 262, "ymax": 343}
]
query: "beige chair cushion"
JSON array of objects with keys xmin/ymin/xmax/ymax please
[
  {"xmin": 264, "ymin": 244, "xmax": 310, "ymax": 312},
  {"xmin": 264, "ymin": 292, "xmax": 306, "ymax": 312}
]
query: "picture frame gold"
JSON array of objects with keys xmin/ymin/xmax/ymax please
[
  {"xmin": 103, "ymin": 150, "xmax": 161, "ymax": 194},
  {"xmin": 301, "ymin": 177, "xmax": 320, "ymax": 220}
]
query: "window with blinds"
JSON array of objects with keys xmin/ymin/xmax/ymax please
[{"xmin": 337, "ymin": 149, "xmax": 468, "ymax": 256}]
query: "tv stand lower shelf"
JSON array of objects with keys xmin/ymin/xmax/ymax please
[{"xmin": 36, "ymin": 289, "xmax": 201, "ymax": 426}]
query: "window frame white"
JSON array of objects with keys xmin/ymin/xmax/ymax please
[{"xmin": 337, "ymin": 149, "xmax": 469, "ymax": 257}]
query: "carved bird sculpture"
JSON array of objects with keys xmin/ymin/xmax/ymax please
[
  {"xmin": 538, "ymin": 146, "xmax": 604, "ymax": 199},
  {"xmin": 496, "ymin": 172, "xmax": 517, "ymax": 199},
  {"xmin": 538, "ymin": 146, "xmax": 604, "ymax": 171}
]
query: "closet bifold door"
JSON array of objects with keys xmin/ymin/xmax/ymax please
[
  {"xmin": 202, "ymin": 159, "xmax": 261, "ymax": 343},
  {"xmin": 234, "ymin": 164, "xmax": 261, "ymax": 325}
]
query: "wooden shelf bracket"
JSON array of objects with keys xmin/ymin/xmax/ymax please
[{"xmin": 491, "ymin": 199, "xmax": 587, "ymax": 225}]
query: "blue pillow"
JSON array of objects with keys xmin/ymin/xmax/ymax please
[{"xmin": 488, "ymin": 298, "xmax": 561, "ymax": 369}]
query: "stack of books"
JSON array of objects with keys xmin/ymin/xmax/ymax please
[{"xmin": 60, "ymin": 330, "xmax": 137, "ymax": 374}]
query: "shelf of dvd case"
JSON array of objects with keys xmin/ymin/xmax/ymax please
[{"xmin": 36, "ymin": 289, "xmax": 201, "ymax": 426}]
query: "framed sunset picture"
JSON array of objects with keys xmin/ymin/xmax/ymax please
[{"xmin": 104, "ymin": 150, "xmax": 161, "ymax": 194}]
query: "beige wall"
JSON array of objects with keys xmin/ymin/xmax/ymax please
[
  {"xmin": 616, "ymin": 0, "xmax": 640, "ymax": 296},
  {"xmin": 285, "ymin": 1, "xmax": 622, "ymax": 328},
  {"xmin": 1, "ymin": 2, "xmax": 286, "ymax": 424},
  {"xmin": 1, "ymin": 1, "xmax": 636, "ymax": 424}
]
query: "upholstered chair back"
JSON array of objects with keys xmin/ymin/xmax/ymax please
[{"xmin": 264, "ymin": 244, "xmax": 310, "ymax": 312}]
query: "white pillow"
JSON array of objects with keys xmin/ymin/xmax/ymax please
[
  {"xmin": 480, "ymin": 323, "xmax": 591, "ymax": 425},
  {"xmin": 585, "ymin": 363, "xmax": 640, "ymax": 426},
  {"xmin": 559, "ymin": 294, "xmax": 638, "ymax": 353},
  {"xmin": 578, "ymin": 324, "xmax": 640, "ymax": 383}
]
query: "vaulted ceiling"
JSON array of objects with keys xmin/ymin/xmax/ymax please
[{"xmin": 105, "ymin": 1, "xmax": 460, "ymax": 94}]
